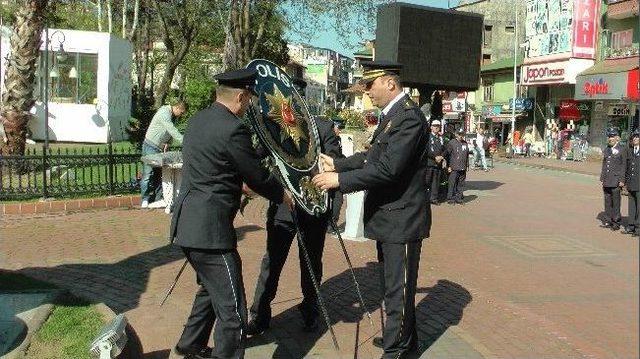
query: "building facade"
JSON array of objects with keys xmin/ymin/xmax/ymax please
[
  {"xmin": 287, "ymin": 43, "xmax": 354, "ymax": 115},
  {"xmin": 522, "ymin": 0, "xmax": 600, "ymax": 143},
  {"xmin": 575, "ymin": 0, "xmax": 639, "ymax": 148}
]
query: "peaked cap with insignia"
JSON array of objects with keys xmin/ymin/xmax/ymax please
[
  {"xmin": 360, "ymin": 60, "xmax": 402, "ymax": 85},
  {"xmin": 214, "ymin": 68, "xmax": 258, "ymax": 95}
]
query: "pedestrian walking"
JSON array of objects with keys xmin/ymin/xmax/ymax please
[
  {"xmin": 312, "ymin": 60, "xmax": 430, "ymax": 359},
  {"xmin": 444, "ymin": 128, "xmax": 469, "ymax": 204},
  {"xmin": 426, "ymin": 119, "xmax": 445, "ymax": 204},
  {"xmin": 246, "ymin": 78, "xmax": 344, "ymax": 336},
  {"xmin": 599, "ymin": 128, "xmax": 627, "ymax": 231},
  {"xmin": 170, "ymin": 69, "xmax": 292, "ymax": 359},
  {"xmin": 623, "ymin": 129, "xmax": 640, "ymax": 237},
  {"xmin": 523, "ymin": 129, "xmax": 534, "ymax": 157},
  {"xmin": 140, "ymin": 101, "xmax": 186, "ymax": 208},
  {"xmin": 472, "ymin": 128, "xmax": 489, "ymax": 171}
]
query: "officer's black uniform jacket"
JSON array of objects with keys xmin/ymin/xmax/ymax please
[
  {"xmin": 334, "ymin": 95, "xmax": 430, "ymax": 243},
  {"xmin": 170, "ymin": 102, "xmax": 284, "ymax": 249},
  {"xmin": 626, "ymin": 145, "xmax": 640, "ymax": 192},
  {"xmin": 426, "ymin": 133, "xmax": 444, "ymax": 168},
  {"xmin": 444, "ymin": 138, "xmax": 469, "ymax": 171},
  {"xmin": 270, "ymin": 116, "xmax": 344, "ymax": 222},
  {"xmin": 600, "ymin": 143, "xmax": 627, "ymax": 188}
]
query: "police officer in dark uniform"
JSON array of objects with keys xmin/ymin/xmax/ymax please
[
  {"xmin": 313, "ymin": 61, "xmax": 430, "ymax": 359},
  {"xmin": 170, "ymin": 68, "xmax": 293, "ymax": 359},
  {"xmin": 624, "ymin": 129, "xmax": 640, "ymax": 237},
  {"xmin": 246, "ymin": 78, "xmax": 343, "ymax": 335},
  {"xmin": 600, "ymin": 128, "xmax": 627, "ymax": 231},
  {"xmin": 425, "ymin": 119, "xmax": 445, "ymax": 204},
  {"xmin": 444, "ymin": 128, "xmax": 469, "ymax": 204}
]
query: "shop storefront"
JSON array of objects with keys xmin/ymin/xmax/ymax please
[
  {"xmin": 481, "ymin": 104, "xmax": 528, "ymax": 145},
  {"xmin": 575, "ymin": 58, "xmax": 640, "ymax": 147}
]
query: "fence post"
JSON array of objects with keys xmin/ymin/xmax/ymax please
[
  {"xmin": 108, "ymin": 141, "xmax": 114, "ymax": 195},
  {"xmin": 42, "ymin": 146, "xmax": 48, "ymax": 199}
]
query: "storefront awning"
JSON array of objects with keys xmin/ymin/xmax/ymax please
[
  {"xmin": 575, "ymin": 58, "xmax": 639, "ymax": 101},
  {"xmin": 486, "ymin": 114, "xmax": 524, "ymax": 123}
]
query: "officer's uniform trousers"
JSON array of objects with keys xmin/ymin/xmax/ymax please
[
  {"xmin": 250, "ymin": 207, "xmax": 328, "ymax": 325},
  {"xmin": 629, "ymin": 191, "xmax": 639, "ymax": 232},
  {"xmin": 177, "ymin": 248, "xmax": 247, "ymax": 359},
  {"xmin": 377, "ymin": 241, "xmax": 422, "ymax": 356},
  {"xmin": 603, "ymin": 187, "xmax": 622, "ymax": 225},
  {"xmin": 425, "ymin": 166, "xmax": 442, "ymax": 202}
]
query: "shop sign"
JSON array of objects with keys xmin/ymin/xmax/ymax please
[
  {"xmin": 607, "ymin": 103, "xmax": 630, "ymax": 116},
  {"xmin": 522, "ymin": 61, "xmax": 567, "ymax": 85},
  {"xmin": 576, "ymin": 102, "xmax": 591, "ymax": 112},
  {"xmin": 572, "ymin": 0, "xmax": 600, "ymax": 59},
  {"xmin": 559, "ymin": 99, "xmax": 582, "ymax": 120},
  {"xmin": 575, "ymin": 72, "xmax": 628, "ymax": 100},
  {"xmin": 508, "ymin": 97, "xmax": 534, "ymax": 111},
  {"xmin": 481, "ymin": 105, "xmax": 502, "ymax": 117}
]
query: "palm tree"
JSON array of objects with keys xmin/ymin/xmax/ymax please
[{"xmin": 1, "ymin": 0, "xmax": 49, "ymax": 156}]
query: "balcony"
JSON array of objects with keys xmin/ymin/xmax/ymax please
[
  {"xmin": 607, "ymin": 0, "xmax": 639, "ymax": 20},
  {"xmin": 604, "ymin": 43, "xmax": 640, "ymax": 60}
]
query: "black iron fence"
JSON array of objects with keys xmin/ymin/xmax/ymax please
[{"xmin": 0, "ymin": 145, "xmax": 143, "ymax": 201}]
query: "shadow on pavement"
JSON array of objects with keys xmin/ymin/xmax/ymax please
[
  {"xmin": 466, "ymin": 180, "xmax": 504, "ymax": 191},
  {"xmin": 245, "ymin": 261, "xmax": 471, "ymax": 359},
  {"xmin": 14, "ymin": 224, "xmax": 261, "ymax": 313}
]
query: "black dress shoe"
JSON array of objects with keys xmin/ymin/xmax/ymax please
[
  {"xmin": 246, "ymin": 319, "xmax": 269, "ymax": 336},
  {"xmin": 599, "ymin": 222, "xmax": 612, "ymax": 228},
  {"xmin": 455, "ymin": 199, "xmax": 464, "ymax": 204},
  {"xmin": 633, "ymin": 231, "xmax": 639, "ymax": 237},
  {"xmin": 622, "ymin": 227, "xmax": 636, "ymax": 234},
  {"xmin": 447, "ymin": 200, "xmax": 455, "ymax": 205},
  {"xmin": 611, "ymin": 224, "xmax": 621, "ymax": 231},
  {"xmin": 430, "ymin": 200, "xmax": 439, "ymax": 205},
  {"xmin": 175, "ymin": 345, "xmax": 213, "ymax": 358},
  {"xmin": 372, "ymin": 336, "xmax": 384, "ymax": 348}
]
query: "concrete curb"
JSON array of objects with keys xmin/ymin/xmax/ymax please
[
  {"xmin": 1, "ymin": 195, "xmax": 141, "ymax": 216},
  {"xmin": 494, "ymin": 158, "xmax": 599, "ymax": 176},
  {"xmin": 3, "ymin": 289, "xmax": 62, "ymax": 359}
]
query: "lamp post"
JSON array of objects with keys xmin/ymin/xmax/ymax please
[
  {"xmin": 511, "ymin": 6, "xmax": 518, "ymax": 146},
  {"xmin": 42, "ymin": 28, "xmax": 65, "ymax": 199},
  {"xmin": 43, "ymin": 28, "xmax": 65, "ymax": 153}
]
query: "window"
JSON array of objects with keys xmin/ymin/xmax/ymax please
[
  {"xmin": 37, "ymin": 51, "xmax": 98, "ymax": 104},
  {"xmin": 505, "ymin": 25, "xmax": 515, "ymax": 33},
  {"xmin": 484, "ymin": 25, "xmax": 493, "ymax": 46},
  {"xmin": 482, "ymin": 53, "xmax": 491, "ymax": 65},
  {"xmin": 483, "ymin": 78, "xmax": 494, "ymax": 102},
  {"xmin": 611, "ymin": 29, "xmax": 633, "ymax": 50}
]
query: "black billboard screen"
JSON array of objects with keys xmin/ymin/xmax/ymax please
[{"xmin": 375, "ymin": 2, "xmax": 483, "ymax": 91}]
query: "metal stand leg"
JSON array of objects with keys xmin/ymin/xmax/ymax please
[
  {"xmin": 328, "ymin": 218, "xmax": 373, "ymax": 326},
  {"xmin": 291, "ymin": 210, "xmax": 340, "ymax": 351}
]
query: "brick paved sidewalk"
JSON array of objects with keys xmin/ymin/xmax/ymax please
[
  {"xmin": 494, "ymin": 156, "xmax": 601, "ymax": 176},
  {"xmin": 1, "ymin": 162, "xmax": 637, "ymax": 358}
]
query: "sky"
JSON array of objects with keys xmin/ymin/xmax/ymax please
[{"xmin": 285, "ymin": 0, "xmax": 462, "ymax": 58}]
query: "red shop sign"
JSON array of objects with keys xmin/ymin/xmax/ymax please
[
  {"xmin": 627, "ymin": 68, "xmax": 639, "ymax": 101},
  {"xmin": 572, "ymin": 0, "xmax": 600, "ymax": 59},
  {"xmin": 559, "ymin": 99, "xmax": 582, "ymax": 121}
]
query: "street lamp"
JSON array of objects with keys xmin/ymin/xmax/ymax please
[
  {"xmin": 43, "ymin": 29, "xmax": 66, "ymax": 153},
  {"xmin": 42, "ymin": 28, "xmax": 65, "ymax": 199}
]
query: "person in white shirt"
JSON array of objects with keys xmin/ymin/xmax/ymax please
[{"xmin": 472, "ymin": 128, "xmax": 489, "ymax": 172}]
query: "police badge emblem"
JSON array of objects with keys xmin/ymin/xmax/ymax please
[{"xmin": 245, "ymin": 59, "xmax": 328, "ymax": 216}]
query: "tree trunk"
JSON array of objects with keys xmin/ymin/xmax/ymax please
[
  {"xmin": 0, "ymin": 0, "xmax": 48, "ymax": 156},
  {"xmin": 154, "ymin": 56, "xmax": 180, "ymax": 108},
  {"xmin": 107, "ymin": 0, "xmax": 112, "ymax": 33},
  {"xmin": 122, "ymin": 0, "xmax": 127, "ymax": 38},
  {"xmin": 97, "ymin": 0, "xmax": 102, "ymax": 32}
]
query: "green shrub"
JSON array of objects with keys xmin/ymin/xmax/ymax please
[
  {"xmin": 339, "ymin": 109, "xmax": 366, "ymax": 130},
  {"xmin": 178, "ymin": 77, "xmax": 217, "ymax": 132}
]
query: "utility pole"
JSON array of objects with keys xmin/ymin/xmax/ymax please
[{"xmin": 511, "ymin": 5, "xmax": 518, "ymax": 145}]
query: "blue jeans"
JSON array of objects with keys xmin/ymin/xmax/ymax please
[
  {"xmin": 140, "ymin": 142, "xmax": 163, "ymax": 202},
  {"xmin": 473, "ymin": 147, "xmax": 488, "ymax": 170}
]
